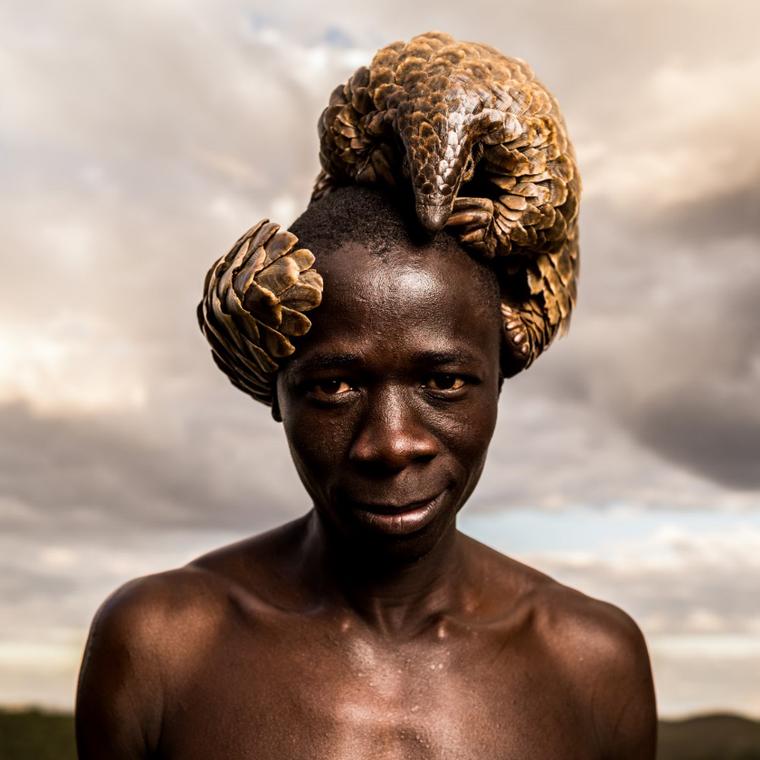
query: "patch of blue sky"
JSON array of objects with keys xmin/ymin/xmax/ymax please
[
  {"xmin": 247, "ymin": 12, "xmax": 277, "ymax": 34},
  {"xmin": 459, "ymin": 505, "xmax": 760, "ymax": 555},
  {"xmin": 246, "ymin": 13, "xmax": 355, "ymax": 50},
  {"xmin": 323, "ymin": 26, "xmax": 354, "ymax": 49}
]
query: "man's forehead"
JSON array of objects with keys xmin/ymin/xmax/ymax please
[
  {"xmin": 319, "ymin": 250, "xmax": 487, "ymax": 313},
  {"xmin": 315, "ymin": 237, "xmax": 496, "ymax": 301},
  {"xmin": 292, "ymin": 238, "xmax": 501, "ymax": 360},
  {"xmin": 318, "ymin": 243, "xmax": 442, "ymax": 299}
]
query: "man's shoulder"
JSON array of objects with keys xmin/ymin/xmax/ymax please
[
  {"xmin": 80, "ymin": 565, "xmax": 227, "ymax": 706},
  {"xmin": 471, "ymin": 540, "xmax": 656, "ymax": 755},
  {"xmin": 77, "ymin": 562, "xmax": 245, "ymax": 756},
  {"xmin": 94, "ymin": 518, "xmax": 305, "ymax": 648},
  {"xmin": 470, "ymin": 536, "xmax": 653, "ymax": 700},
  {"xmin": 535, "ymin": 574, "xmax": 647, "ymax": 665},
  {"xmin": 470, "ymin": 537, "xmax": 648, "ymax": 668},
  {"xmin": 91, "ymin": 565, "xmax": 221, "ymax": 644},
  {"xmin": 539, "ymin": 582, "xmax": 656, "ymax": 753}
]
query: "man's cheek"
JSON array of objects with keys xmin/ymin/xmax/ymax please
[
  {"xmin": 441, "ymin": 405, "xmax": 497, "ymax": 453},
  {"xmin": 291, "ymin": 423, "xmax": 343, "ymax": 475}
]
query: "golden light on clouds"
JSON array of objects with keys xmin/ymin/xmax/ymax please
[{"xmin": 0, "ymin": 317, "xmax": 148, "ymax": 414}]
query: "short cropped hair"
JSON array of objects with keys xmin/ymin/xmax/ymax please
[{"xmin": 289, "ymin": 185, "xmax": 501, "ymax": 312}]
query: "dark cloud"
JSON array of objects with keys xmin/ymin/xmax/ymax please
[
  {"xmin": 631, "ymin": 387, "xmax": 760, "ymax": 489},
  {"xmin": 656, "ymin": 178, "xmax": 760, "ymax": 244},
  {"xmin": 591, "ymin": 242, "xmax": 760, "ymax": 489},
  {"xmin": 0, "ymin": 561, "xmax": 78, "ymax": 604},
  {"xmin": 0, "ymin": 400, "xmax": 303, "ymax": 534}
]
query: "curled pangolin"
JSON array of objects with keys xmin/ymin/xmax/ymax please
[
  {"xmin": 197, "ymin": 220, "xmax": 323, "ymax": 405},
  {"xmin": 314, "ymin": 31, "xmax": 580, "ymax": 376}
]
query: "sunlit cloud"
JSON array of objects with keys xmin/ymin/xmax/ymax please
[
  {"xmin": 0, "ymin": 315, "xmax": 148, "ymax": 414},
  {"xmin": 583, "ymin": 54, "xmax": 760, "ymax": 210}
]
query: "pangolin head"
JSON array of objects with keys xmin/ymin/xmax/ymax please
[
  {"xmin": 415, "ymin": 201, "xmax": 450, "ymax": 233},
  {"xmin": 398, "ymin": 107, "xmax": 479, "ymax": 234}
]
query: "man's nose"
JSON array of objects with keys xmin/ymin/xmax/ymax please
[{"xmin": 348, "ymin": 386, "xmax": 439, "ymax": 471}]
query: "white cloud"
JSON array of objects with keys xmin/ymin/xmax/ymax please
[
  {"xmin": 582, "ymin": 53, "xmax": 760, "ymax": 210},
  {"xmin": 0, "ymin": 314, "xmax": 148, "ymax": 414}
]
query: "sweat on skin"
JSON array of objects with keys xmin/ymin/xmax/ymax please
[{"xmin": 75, "ymin": 187, "xmax": 657, "ymax": 760}]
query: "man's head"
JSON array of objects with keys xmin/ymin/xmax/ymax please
[{"xmin": 273, "ymin": 186, "xmax": 503, "ymax": 555}]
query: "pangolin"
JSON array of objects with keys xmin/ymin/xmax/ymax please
[{"xmin": 314, "ymin": 31, "xmax": 580, "ymax": 376}]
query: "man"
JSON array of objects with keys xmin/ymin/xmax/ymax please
[{"xmin": 76, "ymin": 185, "xmax": 657, "ymax": 759}]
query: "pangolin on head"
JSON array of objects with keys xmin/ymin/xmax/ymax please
[{"xmin": 314, "ymin": 31, "xmax": 581, "ymax": 377}]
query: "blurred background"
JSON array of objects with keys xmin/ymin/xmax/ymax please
[{"xmin": 1, "ymin": 0, "xmax": 759, "ymax": 753}]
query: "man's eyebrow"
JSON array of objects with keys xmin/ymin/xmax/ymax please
[
  {"xmin": 291, "ymin": 350, "xmax": 483, "ymax": 374},
  {"xmin": 290, "ymin": 353, "xmax": 363, "ymax": 372},
  {"xmin": 411, "ymin": 350, "xmax": 482, "ymax": 366}
]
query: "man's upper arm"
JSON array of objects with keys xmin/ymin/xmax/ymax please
[
  {"xmin": 76, "ymin": 578, "xmax": 165, "ymax": 759},
  {"xmin": 590, "ymin": 604, "xmax": 658, "ymax": 760}
]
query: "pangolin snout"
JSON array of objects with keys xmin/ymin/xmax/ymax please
[{"xmin": 416, "ymin": 202, "xmax": 452, "ymax": 233}]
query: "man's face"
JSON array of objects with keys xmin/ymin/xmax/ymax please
[{"xmin": 276, "ymin": 238, "xmax": 502, "ymax": 555}]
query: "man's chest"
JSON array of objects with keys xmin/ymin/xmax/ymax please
[{"xmin": 158, "ymin": 624, "xmax": 600, "ymax": 760}]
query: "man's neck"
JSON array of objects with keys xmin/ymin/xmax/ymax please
[{"xmin": 297, "ymin": 509, "xmax": 481, "ymax": 638}]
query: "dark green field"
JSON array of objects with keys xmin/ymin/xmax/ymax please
[
  {"xmin": 0, "ymin": 709, "xmax": 75, "ymax": 760},
  {"xmin": 1, "ymin": 709, "xmax": 759, "ymax": 758},
  {"xmin": 658, "ymin": 714, "xmax": 760, "ymax": 760}
]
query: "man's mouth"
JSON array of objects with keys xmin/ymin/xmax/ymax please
[
  {"xmin": 354, "ymin": 496, "xmax": 440, "ymax": 514},
  {"xmin": 347, "ymin": 491, "xmax": 447, "ymax": 535}
]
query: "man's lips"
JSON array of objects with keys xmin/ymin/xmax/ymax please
[
  {"xmin": 342, "ymin": 490, "xmax": 448, "ymax": 535},
  {"xmin": 351, "ymin": 496, "xmax": 442, "ymax": 515}
]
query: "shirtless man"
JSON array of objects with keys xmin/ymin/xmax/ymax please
[{"xmin": 75, "ymin": 186, "xmax": 657, "ymax": 759}]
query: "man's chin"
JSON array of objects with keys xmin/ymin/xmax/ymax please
[{"xmin": 317, "ymin": 490, "xmax": 458, "ymax": 560}]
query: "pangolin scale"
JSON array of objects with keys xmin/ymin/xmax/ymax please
[{"xmin": 314, "ymin": 31, "xmax": 580, "ymax": 376}]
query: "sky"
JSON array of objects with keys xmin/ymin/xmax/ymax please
[{"xmin": 1, "ymin": 0, "xmax": 759, "ymax": 717}]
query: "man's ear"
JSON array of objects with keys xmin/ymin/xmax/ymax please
[{"xmin": 271, "ymin": 390, "xmax": 283, "ymax": 422}]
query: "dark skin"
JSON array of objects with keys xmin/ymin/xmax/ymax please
[{"xmin": 76, "ymin": 240, "xmax": 657, "ymax": 759}]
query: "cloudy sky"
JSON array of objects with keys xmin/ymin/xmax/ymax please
[{"xmin": 1, "ymin": 0, "xmax": 759, "ymax": 717}]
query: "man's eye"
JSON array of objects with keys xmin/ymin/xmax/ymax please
[
  {"xmin": 423, "ymin": 374, "xmax": 466, "ymax": 391},
  {"xmin": 310, "ymin": 379, "xmax": 353, "ymax": 397}
]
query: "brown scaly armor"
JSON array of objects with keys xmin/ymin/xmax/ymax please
[
  {"xmin": 198, "ymin": 32, "xmax": 580, "ymax": 404},
  {"xmin": 314, "ymin": 31, "xmax": 580, "ymax": 376}
]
